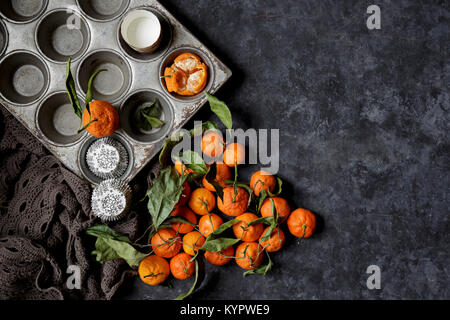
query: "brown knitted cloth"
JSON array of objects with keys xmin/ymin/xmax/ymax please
[{"xmin": 0, "ymin": 105, "xmax": 155, "ymax": 300}]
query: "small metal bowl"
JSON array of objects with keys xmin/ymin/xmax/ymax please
[
  {"xmin": 0, "ymin": 50, "xmax": 50, "ymax": 106},
  {"xmin": 0, "ymin": 0, "xmax": 48, "ymax": 24},
  {"xmin": 76, "ymin": 0, "xmax": 130, "ymax": 22},
  {"xmin": 35, "ymin": 9, "xmax": 91, "ymax": 64},
  {"xmin": 119, "ymin": 89, "xmax": 174, "ymax": 144},
  {"xmin": 77, "ymin": 49, "xmax": 132, "ymax": 103},
  {"xmin": 36, "ymin": 91, "xmax": 87, "ymax": 147}
]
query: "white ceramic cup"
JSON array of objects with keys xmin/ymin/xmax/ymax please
[{"xmin": 120, "ymin": 9, "xmax": 162, "ymax": 53}]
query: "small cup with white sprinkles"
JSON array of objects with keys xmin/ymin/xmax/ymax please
[
  {"xmin": 86, "ymin": 137, "xmax": 129, "ymax": 180},
  {"xmin": 91, "ymin": 179, "xmax": 132, "ymax": 221}
]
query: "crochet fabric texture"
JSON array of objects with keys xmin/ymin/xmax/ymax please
[{"xmin": 0, "ymin": 105, "xmax": 156, "ymax": 300}]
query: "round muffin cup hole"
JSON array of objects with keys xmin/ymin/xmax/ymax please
[
  {"xmin": 77, "ymin": 0, "xmax": 130, "ymax": 22},
  {"xmin": 0, "ymin": 0, "xmax": 48, "ymax": 23},
  {"xmin": 117, "ymin": 7, "xmax": 172, "ymax": 62},
  {"xmin": 36, "ymin": 9, "xmax": 91, "ymax": 63},
  {"xmin": 77, "ymin": 50, "xmax": 132, "ymax": 103},
  {"xmin": 78, "ymin": 133, "xmax": 133, "ymax": 185},
  {"xmin": 120, "ymin": 89, "xmax": 174, "ymax": 144},
  {"xmin": 36, "ymin": 91, "xmax": 86, "ymax": 146},
  {"xmin": 159, "ymin": 46, "xmax": 215, "ymax": 103},
  {"xmin": 0, "ymin": 20, "xmax": 8, "ymax": 57},
  {"xmin": 0, "ymin": 51, "xmax": 50, "ymax": 106}
]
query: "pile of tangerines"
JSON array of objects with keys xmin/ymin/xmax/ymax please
[{"xmin": 138, "ymin": 131, "xmax": 317, "ymax": 286}]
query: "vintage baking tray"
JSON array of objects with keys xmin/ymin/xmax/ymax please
[{"xmin": 0, "ymin": 0, "xmax": 231, "ymax": 184}]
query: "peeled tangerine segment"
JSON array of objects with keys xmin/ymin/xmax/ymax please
[
  {"xmin": 164, "ymin": 67, "xmax": 187, "ymax": 93},
  {"xmin": 174, "ymin": 53, "xmax": 202, "ymax": 72},
  {"xmin": 181, "ymin": 63, "xmax": 208, "ymax": 96}
]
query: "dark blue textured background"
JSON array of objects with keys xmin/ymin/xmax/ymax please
[{"xmin": 123, "ymin": 0, "xmax": 449, "ymax": 299}]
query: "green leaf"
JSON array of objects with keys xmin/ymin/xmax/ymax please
[
  {"xmin": 65, "ymin": 58, "xmax": 83, "ymax": 119},
  {"xmin": 200, "ymin": 237, "xmax": 240, "ymax": 252},
  {"xmin": 256, "ymin": 188, "xmax": 268, "ymax": 214},
  {"xmin": 212, "ymin": 219, "xmax": 239, "ymax": 235},
  {"xmin": 243, "ymin": 252, "xmax": 273, "ymax": 277},
  {"xmin": 86, "ymin": 225, "xmax": 148, "ymax": 268},
  {"xmin": 267, "ymin": 177, "xmax": 283, "ymax": 197},
  {"xmin": 205, "ymin": 163, "xmax": 224, "ymax": 201},
  {"xmin": 177, "ymin": 150, "xmax": 208, "ymax": 175},
  {"xmin": 259, "ymin": 199, "xmax": 278, "ymax": 241},
  {"xmin": 159, "ymin": 131, "xmax": 186, "ymax": 166},
  {"xmin": 174, "ymin": 260, "xmax": 199, "ymax": 300},
  {"xmin": 247, "ymin": 216, "xmax": 275, "ymax": 227},
  {"xmin": 138, "ymin": 99, "xmax": 165, "ymax": 131},
  {"xmin": 86, "ymin": 224, "xmax": 131, "ymax": 242},
  {"xmin": 85, "ymin": 68, "xmax": 107, "ymax": 113},
  {"xmin": 147, "ymin": 167, "xmax": 187, "ymax": 230},
  {"xmin": 190, "ymin": 121, "xmax": 219, "ymax": 137},
  {"xmin": 205, "ymin": 93, "xmax": 233, "ymax": 129}
]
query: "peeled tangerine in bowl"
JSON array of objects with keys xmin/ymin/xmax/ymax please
[
  {"xmin": 164, "ymin": 53, "xmax": 208, "ymax": 96},
  {"xmin": 82, "ymin": 100, "xmax": 120, "ymax": 137}
]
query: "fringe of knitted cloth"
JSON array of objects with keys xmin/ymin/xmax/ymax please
[{"xmin": 0, "ymin": 105, "xmax": 157, "ymax": 300}]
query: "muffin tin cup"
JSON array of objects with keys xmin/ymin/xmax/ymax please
[
  {"xmin": 159, "ymin": 46, "xmax": 215, "ymax": 103},
  {"xmin": 86, "ymin": 137, "xmax": 129, "ymax": 179},
  {"xmin": 36, "ymin": 91, "xmax": 87, "ymax": 147},
  {"xmin": 0, "ymin": 50, "xmax": 50, "ymax": 106},
  {"xmin": 35, "ymin": 9, "xmax": 91, "ymax": 64},
  {"xmin": 0, "ymin": 0, "xmax": 49, "ymax": 24},
  {"xmin": 119, "ymin": 89, "xmax": 174, "ymax": 144},
  {"xmin": 77, "ymin": 49, "xmax": 132, "ymax": 104},
  {"xmin": 117, "ymin": 7, "xmax": 172, "ymax": 62},
  {"xmin": 76, "ymin": 0, "xmax": 130, "ymax": 22},
  {"xmin": 0, "ymin": 19, "xmax": 8, "ymax": 57},
  {"xmin": 78, "ymin": 133, "xmax": 134, "ymax": 185}
]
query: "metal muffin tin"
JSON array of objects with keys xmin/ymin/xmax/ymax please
[{"xmin": 0, "ymin": 0, "xmax": 231, "ymax": 185}]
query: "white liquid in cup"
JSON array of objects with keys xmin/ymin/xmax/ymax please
[{"xmin": 121, "ymin": 10, "xmax": 161, "ymax": 53}]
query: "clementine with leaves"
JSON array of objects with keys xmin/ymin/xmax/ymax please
[
  {"xmin": 287, "ymin": 208, "xmax": 316, "ymax": 238},
  {"xmin": 188, "ymin": 188, "xmax": 216, "ymax": 215},
  {"xmin": 138, "ymin": 255, "xmax": 170, "ymax": 286},
  {"xmin": 82, "ymin": 100, "xmax": 119, "ymax": 137},
  {"xmin": 199, "ymin": 213, "xmax": 223, "ymax": 237},
  {"xmin": 204, "ymin": 246, "xmax": 234, "ymax": 266},
  {"xmin": 151, "ymin": 228, "xmax": 181, "ymax": 258},
  {"xmin": 260, "ymin": 197, "xmax": 291, "ymax": 222},
  {"xmin": 223, "ymin": 142, "xmax": 245, "ymax": 167},
  {"xmin": 217, "ymin": 186, "xmax": 249, "ymax": 217},
  {"xmin": 235, "ymin": 242, "xmax": 264, "ymax": 270},
  {"xmin": 170, "ymin": 207, "xmax": 197, "ymax": 234},
  {"xmin": 170, "ymin": 253, "xmax": 196, "ymax": 280},
  {"xmin": 202, "ymin": 162, "xmax": 231, "ymax": 192},
  {"xmin": 259, "ymin": 227, "xmax": 285, "ymax": 252},
  {"xmin": 182, "ymin": 231, "xmax": 206, "ymax": 256},
  {"xmin": 233, "ymin": 213, "xmax": 264, "ymax": 242},
  {"xmin": 250, "ymin": 170, "xmax": 277, "ymax": 196}
]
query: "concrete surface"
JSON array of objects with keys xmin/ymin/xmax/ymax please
[{"xmin": 121, "ymin": 0, "xmax": 449, "ymax": 299}]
